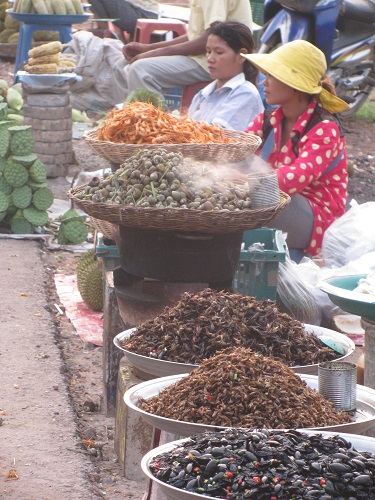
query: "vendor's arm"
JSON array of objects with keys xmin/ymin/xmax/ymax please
[
  {"xmin": 127, "ymin": 32, "xmax": 210, "ymax": 63},
  {"xmin": 124, "ymin": 0, "xmax": 249, "ymax": 62},
  {"xmin": 123, "ymin": 34, "xmax": 189, "ymax": 60}
]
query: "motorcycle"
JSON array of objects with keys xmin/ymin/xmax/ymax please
[{"xmin": 258, "ymin": 0, "xmax": 375, "ymax": 117}]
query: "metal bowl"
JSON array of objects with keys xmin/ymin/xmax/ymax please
[
  {"xmin": 141, "ymin": 431, "xmax": 375, "ymax": 500},
  {"xmin": 124, "ymin": 373, "xmax": 375, "ymax": 437},
  {"xmin": 114, "ymin": 328, "xmax": 197, "ymax": 378},
  {"xmin": 320, "ymin": 274, "xmax": 375, "ymax": 320},
  {"xmin": 114, "ymin": 324, "xmax": 355, "ymax": 378},
  {"xmin": 7, "ymin": 9, "xmax": 93, "ymax": 24}
]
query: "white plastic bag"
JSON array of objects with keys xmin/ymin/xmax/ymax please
[
  {"xmin": 277, "ymin": 254, "xmax": 321, "ymax": 325},
  {"xmin": 322, "ymin": 200, "xmax": 375, "ymax": 268}
]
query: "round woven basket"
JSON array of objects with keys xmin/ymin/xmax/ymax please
[
  {"xmin": 0, "ymin": 41, "xmax": 47, "ymax": 60},
  {"xmin": 83, "ymin": 129, "xmax": 262, "ymax": 164},
  {"xmin": 68, "ymin": 187, "xmax": 290, "ymax": 234},
  {"xmin": 90, "ymin": 217, "xmax": 117, "ymax": 241}
]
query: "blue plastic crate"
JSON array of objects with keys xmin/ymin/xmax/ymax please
[
  {"xmin": 163, "ymin": 86, "xmax": 183, "ymax": 111},
  {"xmin": 95, "ymin": 237, "xmax": 120, "ymax": 274},
  {"xmin": 233, "ymin": 228, "xmax": 286, "ymax": 300},
  {"xmin": 251, "ymin": 0, "xmax": 265, "ymax": 26}
]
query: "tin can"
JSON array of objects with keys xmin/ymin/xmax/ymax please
[
  {"xmin": 318, "ymin": 361, "xmax": 357, "ymax": 411},
  {"xmin": 247, "ymin": 172, "xmax": 280, "ymax": 209}
]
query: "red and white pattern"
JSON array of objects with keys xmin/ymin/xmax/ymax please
[{"xmin": 245, "ymin": 101, "xmax": 348, "ymax": 255}]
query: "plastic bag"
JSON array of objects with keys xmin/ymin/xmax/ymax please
[
  {"xmin": 277, "ymin": 254, "xmax": 321, "ymax": 325},
  {"xmin": 322, "ymin": 200, "xmax": 375, "ymax": 268}
]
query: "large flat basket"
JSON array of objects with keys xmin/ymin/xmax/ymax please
[
  {"xmin": 68, "ymin": 187, "xmax": 291, "ymax": 234},
  {"xmin": 83, "ymin": 129, "xmax": 262, "ymax": 164}
]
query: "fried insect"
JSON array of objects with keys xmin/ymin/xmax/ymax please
[
  {"xmin": 123, "ymin": 289, "xmax": 339, "ymax": 366},
  {"xmin": 139, "ymin": 347, "xmax": 352, "ymax": 429},
  {"xmin": 5, "ymin": 469, "xmax": 19, "ymax": 481}
]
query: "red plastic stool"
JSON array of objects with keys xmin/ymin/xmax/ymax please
[
  {"xmin": 181, "ymin": 81, "xmax": 211, "ymax": 110},
  {"xmin": 107, "ymin": 21, "xmax": 130, "ymax": 43},
  {"xmin": 134, "ymin": 18, "xmax": 187, "ymax": 43}
]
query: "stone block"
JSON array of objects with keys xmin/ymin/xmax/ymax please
[
  {"xmin": 23, "ymin": 104, "xmax": 72, "ymax": 120},
  {"xmin": 33, "ymin": 129, "xmax": 72, "ymax": 142},
  {"xmin": 103, "ymin": 271, "xmax": 125, "ymax": 417},
  {"xmin": 114, "ymin": 359, "xmax": 153, "ymax": 481},
  {"xmin": 26, "ymin": 93, "xmax": 70, "ymax": 107},
  {"xmin": 36, "ymin": 152, "xmax": 72, "ymax": 166},
  {"xmin": 35, "ymin": 140, "xmax": 73, "ymax": 155},
  {"xmin": 364, "ymin": 318, "xmax": 375, "ymax": 390},
  {"xmin": 45, "ymin": 163, "xmax": 68, "ymax": 178},
  {"xmin": 24, "ymin": 117, "xmax": 72, "ymax": 131}
]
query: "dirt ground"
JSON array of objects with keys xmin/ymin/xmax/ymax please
[{"xmin": 0, "ymin": 7, "xmax": 375, "ymax": 499}]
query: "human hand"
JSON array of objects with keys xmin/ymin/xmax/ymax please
[
  {"xmin": 122, "ymin": 42, "xmax": 149, "ymax": 61},
  {"xmin": 127, "ymin": 48, "xmax": 164, "ymax": 64}
]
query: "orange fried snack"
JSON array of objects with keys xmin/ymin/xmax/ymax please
[{"xmin": 97, "ymin": 102, "xmax": 235, "ymax": 144}]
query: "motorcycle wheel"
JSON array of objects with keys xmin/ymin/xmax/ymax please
[{"xmin": 330, "ymin": 60, "xmax": 375, "ymax": 119}]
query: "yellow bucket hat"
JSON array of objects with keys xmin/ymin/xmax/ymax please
[{"xmin": 243, "ymin": 40, "xmax": 349, "ymax": 113}]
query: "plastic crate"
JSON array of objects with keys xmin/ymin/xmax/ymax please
[
  {"xmin": 95, "ymin": 237, "xmax": 120, "ymax": 274},
  {"xmin": 163, "ymin": 86, "xmax": 183, "ymax": 111},
  {"xmin": 233, "ymin": 228, "xmax": 286, "ymax": 300},
  {"xmin": 251, "ymin": 0, "xmax": 265, "ymax": 26}
]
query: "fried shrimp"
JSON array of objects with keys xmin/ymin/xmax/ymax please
[{"xmin": 97, "ymin": 102, "xmax": 234, "ymax": 145}]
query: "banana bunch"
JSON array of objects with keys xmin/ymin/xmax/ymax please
[{"xmin": 13, "ymin": 0, "xmax": 84, "ymax": 15}]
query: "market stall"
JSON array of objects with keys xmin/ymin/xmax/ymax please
[{"xmin": 66, "ymin": 99, "xmax": 374, "ymax": 500}]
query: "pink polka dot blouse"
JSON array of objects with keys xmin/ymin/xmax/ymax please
[{"xmin": 245, "ymin": 101, "xmax": 348, "ymax": 256}]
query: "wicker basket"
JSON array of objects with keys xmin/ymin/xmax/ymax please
[
  {"xmin": 90, "ymin": 217, "xmax": 118, "ymax": 241},
  {"xmin": 68, "ymin": 187, "xmax": 290, "ymax": 234},
  {"xmin": 0, "ymin": 43, "xmax": 18, "ymax": 60},
  {"xmin": 83, "ymin": 129, "xmax": 262, "ymax": 164},
  {"xmin": 0, "ymin": 42, "xmax": 46, "ymax": 61}
]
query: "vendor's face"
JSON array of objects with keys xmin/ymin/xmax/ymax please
[
  {"xmin": 263, "ymin": 73, "xmax": 295, "ymax": 106},
  {"xmin": 206, "ymin": 34, "xmax": 245, "ymax": 87}
]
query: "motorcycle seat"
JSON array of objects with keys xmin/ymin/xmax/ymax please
[{"xmin": 342, "ymin": 0, "xmax": 375, "ymax": 24}]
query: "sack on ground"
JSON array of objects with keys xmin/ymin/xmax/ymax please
[{"xmin": 63, "ymin": 31, "xmax": 124, "ymax": 111}]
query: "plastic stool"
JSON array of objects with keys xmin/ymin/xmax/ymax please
[
  {"xmin": 107, "ymin": 21, "xmax": 130, "ymax": 43},
  {"xmin": 163, "ymin": 80, "xmax": 211, "ymax": 111},
  {"xmin": 134, "ymin": 18, "xmax": 187, "ymax": 43},
  {"xmin": 14, "ymin": 23, "xmax": 72, "ymax": 81},
  {"xmin": 181, "ymin": 81, "xmax": 210, "ymax": 110}
]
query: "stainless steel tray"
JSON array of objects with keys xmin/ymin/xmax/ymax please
[
  {"xmin": 114, "ymin": 324, "xmax": 355, "ymax": 378},
  {"xmin": 141, "ymin": 431, "xmax": 375, "ymax": 500},
  {"xmin": 124, "ymin": 373, "xmax": 375, "ymax": 437}
]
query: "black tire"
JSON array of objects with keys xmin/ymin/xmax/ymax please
[{"xmin": 330, "ymin": 59, "xmax": 375, "ymax": 118}]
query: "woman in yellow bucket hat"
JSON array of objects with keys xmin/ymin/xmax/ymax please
[{"xmin": 243, "ymin": 40, "xmax": 349, "ymax": 262}]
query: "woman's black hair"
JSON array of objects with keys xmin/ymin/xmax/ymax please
[{"xmin": 208, "ymin": 21, "xmax": 258, "ymax": 85}]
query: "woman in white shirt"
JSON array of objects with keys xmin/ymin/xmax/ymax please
[{"xmin": 188, "ymin": 21, "xmax": 264, "ymax": 131}]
